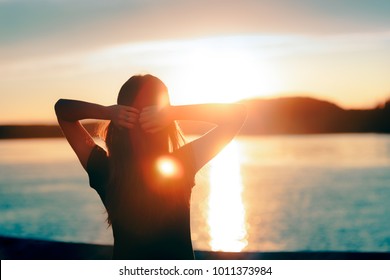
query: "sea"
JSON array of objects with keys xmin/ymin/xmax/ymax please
[{"xmin": 1, "ymin": 134, "xmax": 390, "ymax": 253}]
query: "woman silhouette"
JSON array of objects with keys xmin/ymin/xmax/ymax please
[{"xmin": 55, "ymin": 74, "xmax": 246, "ymax": 259}]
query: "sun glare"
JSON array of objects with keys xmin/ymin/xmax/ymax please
[
  {"xmin": 207, "ymin": 140, "xmax": 248, "ymax": 252},
  {"xmin": 166, "ymin": 37, "xmax": 280, "ymax": 104}
]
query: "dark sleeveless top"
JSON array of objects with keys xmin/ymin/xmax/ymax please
[{"xmin": 86, "ymin": 144, "xmax": 196, "ymax": 260}]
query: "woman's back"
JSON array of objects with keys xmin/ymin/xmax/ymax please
[{"xmin": 87, "ymin": 142, "xmax": 197, "ymax": 259}]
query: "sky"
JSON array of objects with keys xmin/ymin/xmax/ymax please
[{"xmin": 1, "ymin": 0, "xmax": 390, "ymax": 124}]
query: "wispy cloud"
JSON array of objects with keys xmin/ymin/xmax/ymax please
[
  {"xmin": 3, "ymin": 31, "xmax": 389, "ymax": 78},
  {"xmin": 2, "ymin": 0, "xmax": 390, "ymax": 61}
]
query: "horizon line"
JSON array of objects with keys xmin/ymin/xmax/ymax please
[{"xmin": 1, "ymin": 95, "xmax": 389, "ymax": 126}]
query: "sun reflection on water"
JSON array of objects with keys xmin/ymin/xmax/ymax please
[{"xmin": 207, "ymin": 140, "xmax": 248, "ymax": 252}]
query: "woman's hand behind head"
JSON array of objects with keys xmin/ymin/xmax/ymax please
[
  {"xmin": 139, "ymin": 105, "xmax": 172, "ymax": 133},
  {"xmin": 109, "ymin": 105, "xmax": 139, "ymax": 129}
]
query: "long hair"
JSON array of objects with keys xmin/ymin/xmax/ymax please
[{"xmin": 100, "ymin": 75, "xmax": 185, "ymax": 231}]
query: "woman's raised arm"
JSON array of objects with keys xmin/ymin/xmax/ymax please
[
  {"xmin": 140, "ymin": 103, "xmax": 247, "ymax": 172},
  {"xmin": 54, "ymin": 99, "xmax": 139, "ymax": 170}
]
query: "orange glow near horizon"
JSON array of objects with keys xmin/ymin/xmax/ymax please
[{"xmin": 207, "ymin": 140, "xmax": 248, "ymax": 252}]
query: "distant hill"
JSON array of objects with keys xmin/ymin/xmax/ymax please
[
  {"xmin": 239, "ymin": 96, "xmax": 390, "ymax": 135},
  {"xmin": 181, "ymin": 96, "xmax": 390, "ymax": 135},
  {"xmin": 1, "ymin": 96, "xmax": 390, "ymax": 139}
]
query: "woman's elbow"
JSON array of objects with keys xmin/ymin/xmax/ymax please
[{"xmin": 54, "ymin": 99, "xmax": 67, "ymax": 118}]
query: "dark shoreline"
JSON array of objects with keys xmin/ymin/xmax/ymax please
[{"xmin": 1, "ymin": 236, "xmax": 389, "ymax": 260}]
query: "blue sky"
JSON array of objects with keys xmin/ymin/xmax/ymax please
[
  {"xmin": 2, "ymin": 0, "xmax": 389, "ymax": 52},
  {"xmin": 1, "ymin": 0, "xmax": 390, "ymax": 123}
]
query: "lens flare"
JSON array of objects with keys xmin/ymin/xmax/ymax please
[
  {"xmin": 156, "ymin": 156, "xmax": 181, "ymax": 178},
  {"xmin": 159, "ymin": 159, "xmax": 175, "ymax": 176}
]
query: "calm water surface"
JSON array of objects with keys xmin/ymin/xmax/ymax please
[{"xmin": 1, "ymin": 134, "xmax": 390, "ymax": 252}]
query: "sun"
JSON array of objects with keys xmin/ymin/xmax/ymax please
[{"xmin": 167, "ymin": 37, "xmax": 280, "ymax": 104}]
